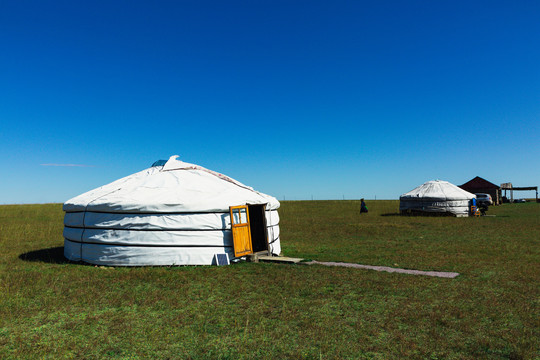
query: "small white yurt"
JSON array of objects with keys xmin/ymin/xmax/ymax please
[
  {"xmin": 399, "ymin": 180, "xmax": 475, "ymax": 217},
  {"xmin": 63, "ymin": 155, "xmax": 281, "ymax": 266}
]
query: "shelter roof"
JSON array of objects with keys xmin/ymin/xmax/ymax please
[{"xmin": 459, "ymin": 176, "xmax": 500, "ymax": 190}]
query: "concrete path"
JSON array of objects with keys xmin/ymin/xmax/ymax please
[{"xmin": 307, "ymin": 261, "xmax": 460, "ymax": 278}]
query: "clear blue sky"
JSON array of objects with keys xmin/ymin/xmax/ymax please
[{"xmin": 1, "ymin": 0, "xmax": 539, "ymax": 203}]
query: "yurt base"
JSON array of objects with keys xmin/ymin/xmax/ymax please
[{"xmin": 400, "ymin": 210, "xmax": 466, "ymax": 217}]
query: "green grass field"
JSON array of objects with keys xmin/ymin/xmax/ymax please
[{"xmin": 1, "ymin": 201, "xmax": 538, "ymax": 359}]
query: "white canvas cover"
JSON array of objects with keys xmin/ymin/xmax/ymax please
[
  {"xmin": 399, "ymin": 180, "xmax": 475, "ymax": 216},
  {"xmin": 63, "ymin": 156, "xmax": 281, "ymax": 266}
]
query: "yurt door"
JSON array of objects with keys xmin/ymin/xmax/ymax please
[{"xmin": 230, "ymin": 205, "xmax": 253, "ymax": 257}]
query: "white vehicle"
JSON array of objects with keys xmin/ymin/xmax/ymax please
[{"xmin": 475, "ymin": 193, "xmax": 493, "ymax": 206}]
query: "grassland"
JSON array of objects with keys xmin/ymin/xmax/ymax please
[{"xmin": 0, "ymin": 201, "xmax": 538, "ymax": 359}]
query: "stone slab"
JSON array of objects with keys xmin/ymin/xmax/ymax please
[{"xmin": 257, "ymin": 255, "xmax": 304, "ymax": 264}]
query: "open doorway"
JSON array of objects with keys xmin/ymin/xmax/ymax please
[
  {"xmin": 247, "ymin": 204, "xmax": 269, "ymax": 254},
  {"xmin": 229, "ymin": 204, "xmax": 270, "ymax": 258}
]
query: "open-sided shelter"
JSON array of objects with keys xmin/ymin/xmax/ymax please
[
  {"xmin": 400, "ymin": 180, "xmax": 476, "ymax": 217},
  {"xmin": 63, "ymin": 156, "xmax": 281, "ymax": 266},
  {"xmin": 459, "ymin": 176, "xmax": 501, "ymax": 205}
]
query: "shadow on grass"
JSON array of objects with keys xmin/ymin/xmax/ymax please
[
  {"xmin": 380, "ymin": 213, "xmax": 402, "ymax": 217},
  {"xmin": 19, "ymin": 246, "xmax": 71, "ymax": 264}
]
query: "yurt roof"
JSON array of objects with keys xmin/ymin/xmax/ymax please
[
  {"xmin": 63, "ymin": 155, "xmax": 279, "ymax": 213},
  {"xmin": 400, "ymin": 180, "xmax": 476, "ymax": 201}
]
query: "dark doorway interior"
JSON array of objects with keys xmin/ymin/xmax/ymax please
[{"xmin": 248, "ymin": 204, "xmax": 269, "ymax": 253}]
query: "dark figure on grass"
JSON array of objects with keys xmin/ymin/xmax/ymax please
[
  {"xmin": 479, "ymin": 203, "xmax": 489, "ymax": 216},
  {"xmin": 360, "ymin": 198, "xmax": 368, "ymax": 214}
]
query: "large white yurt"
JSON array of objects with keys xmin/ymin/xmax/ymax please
[
  {"xmin": 63, "ymin": 155, "xmax": 281, "ymax": 266},
  {"xmin": 399, "ymin": 180, "xmax": 475, "ymax": 217}
]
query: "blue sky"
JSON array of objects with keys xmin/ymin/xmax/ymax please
[{"xmin": 1, "ymin": 0, "xmax": 539, "ymax": 203}]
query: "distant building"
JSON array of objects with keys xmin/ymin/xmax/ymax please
[
  {"xmin": 459, "ymin": 176, "xmax": 501, "ymax": 205},
  {"xmin": 501, "ymin": 182, "xmax": 539, "ymax": 203},
  {"xmin": 400, "ymin": 180, "xmax": 475, "ymax": 217}
]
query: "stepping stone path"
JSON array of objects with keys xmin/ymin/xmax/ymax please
[{"xmin": 307, "ymin": 261, "xmax": 460, "ymax": 278}]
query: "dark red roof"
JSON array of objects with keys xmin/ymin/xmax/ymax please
[{"xmin": 459, "ymin": 176, "xmax": 500, "ymax": 190}]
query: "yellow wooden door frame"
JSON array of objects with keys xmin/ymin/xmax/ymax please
[{"xmin": 230, "ymin": 205, "xmax": 253, "ymax": 257}]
